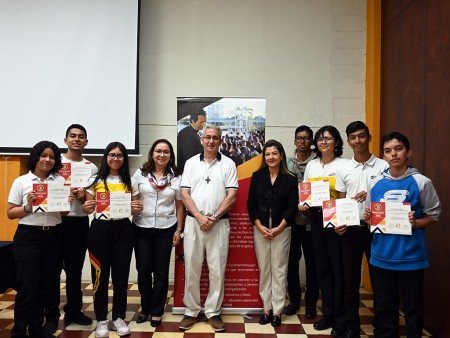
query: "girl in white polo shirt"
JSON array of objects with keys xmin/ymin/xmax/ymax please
[
  {"xmin": 7, "ymin": 141, "xmax": 71, "ymax": 338},
  {"xmin": 82, "ymin": 142, "xmax": 142, "ymax": 338}
]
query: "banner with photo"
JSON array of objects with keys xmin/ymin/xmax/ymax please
[{"xmin": 174, "ymin": 97, "xmax": 266, "ymax": 313}]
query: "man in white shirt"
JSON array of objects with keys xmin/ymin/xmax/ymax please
[
  {"xmin": 335, "ymin": 121, "xmax": 387, "ymax": 338},
  {"xmin": 178, "ymin": 124, "xmax": 238, "ymax": 332}
]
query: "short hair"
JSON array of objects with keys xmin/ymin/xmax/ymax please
[
  {"xmin": 294, "ymin": 125, "xmax": 313, "ymax": 139},
  {"xmin": 26, "ymin": 141, "xmax": 62, "ymax": 174},
  {"xmin": 345, "ymin": 121, "xmax": 369, "ymax": 137},
  {"xmin": 381, "ymin": 131, "xmax": 410, "ymax": 152},
  {"xmin": 190, "ymin": 110, "xmax": 206, "ymax": 123},
  {"xmin": 202, "ymin": 124, "xmax": 222, "ymax": 138},
  {"xmin": 65, "ymin": 124, "xmax": 87, "ymax": 138},
  {"xmin": 313, "ymin": 125, "xmax": 344, "ymax": 158}
]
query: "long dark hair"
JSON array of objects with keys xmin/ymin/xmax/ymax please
[
  {"xmin": 259, "ymin": 139, "xmax": 294, "ymax": 176},
  {"xmin": 313, "ymin": 125, "xmax": 344, "ymax": 158},
  {"xmin": 141, "ymin": 139, "xmax": 181, "ymax": 177},
  {"xmin": 27, "ymin": 140, "xmax": 62, "ymax": 174},
  {"xmin": 89, "ymin": 142, "xmax": 132, "ymax": 192}
]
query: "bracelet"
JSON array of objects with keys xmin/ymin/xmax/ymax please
[
  {"xmin": 24, "ymin": 205, "xmax": 32, "ymax": 214},
  {"xmin": 176, "ymin": 227, "xmax": 183, "ymax": 232},
  {"xmin": 212, "ymin": 212, "xmax": 219, "ymax": 220}
]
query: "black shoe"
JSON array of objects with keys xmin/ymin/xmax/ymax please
[
  {"xmin": 150, "ymin": 317, "xmax": 161, "ymax": 327},
  {"xmin": 331, "ymin": 327, "xmax": 346, "ymax": 337},
  {"xmin": 64, "ymin": 312, "xmax": 93, "ymax": 326},
  {"xmin": 313, "ymin": 319, "xmax": 333, "ymax": 331},
  {"xmin": 136, "ymin": 313, "xmax": 148, "ymax": 324},
  {"xmin": 271, "ymin": 315, "xmax": 281, "ymax": 327},
  {"xmin": 305, "ymin": 306, "xmax": 317, "ymax": 319},
  {"xmin": 342, "ymin": 329, "xmax": 361, "ymax": 338},
  {"xmin": 259, "ymin": 313, "xmax": 272, "ymax": 325},
  {"xmin": 284, "ymin": 303, "xmax": 299, "ymax": 316},
  {"xmin": 43, "ymin": 321, "xmax": 58, "ymax": 335}
]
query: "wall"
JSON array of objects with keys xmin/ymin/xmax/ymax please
[{"xmin": 381, "ymin": 0, "xmax": 450, "ymax": 336}]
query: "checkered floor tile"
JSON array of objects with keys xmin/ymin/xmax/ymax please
[{"xmin": 0, "ymin": 284, "xmax": 433, "ymax": 337}]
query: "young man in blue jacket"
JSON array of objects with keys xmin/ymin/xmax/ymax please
[{"xmin": 364, "ymin": 132, "xmax": 441, "ymax": 338}]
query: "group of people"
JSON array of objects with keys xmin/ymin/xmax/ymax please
[
  {"xmin": 247, "ymin": 121, "xmax": 440, "ymax": 338},
  {"xmin": 6, "ymin": 120, "xmax": 440, "ymax": 338}
]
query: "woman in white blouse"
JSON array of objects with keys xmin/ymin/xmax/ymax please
[{"xmin": 133, "ymin": 139, "xmax": 185, "ymax": 327}]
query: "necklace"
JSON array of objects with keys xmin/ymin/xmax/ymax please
[{"xmin": 320, "ymin": 156, "xmax": 335, "ymax": 168}]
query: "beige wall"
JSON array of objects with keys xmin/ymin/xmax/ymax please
[{"xmin": 78, "ymin": 0, "xmax": 367, "ymax": 283}]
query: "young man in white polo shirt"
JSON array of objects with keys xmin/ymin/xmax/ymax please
[
  {"xmin": 45, "ymin": 124, "xmax": 98, "ymax": 334},
  {"xmin": 335, "ymin": 121, "xmax": 387, "ymax": 338},
  {"xmin": 179, "ymin": 124, "xmax": 238, "ymax": 332}
]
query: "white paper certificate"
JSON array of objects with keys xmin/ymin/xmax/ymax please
[
  {"xmin": 47, "ymin": 184, "xmax": 71, "ymax": 212},
  {"xmin": 300, "ymin": 180, "xmax": 330, "ymax": 207},
  {"xmin": 322, "ymin": 198, "xmax": 360, "ymax": 228},
  {"xmin": 370, "ymin": 202, "xmax": 412, "ymax": 235},
  {"xmin": 71, "ymin": 162, "xmax": 92, "ymax": 187},
  {"xmin": 110, "ymin": 192, "xmax": 131, "ymax": 218}
]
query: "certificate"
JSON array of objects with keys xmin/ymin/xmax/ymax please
[
  {"xmin": 32, "ymin": 183, "xmax": 71, "ymax": 212},
  {"xmin": 96, "ymin": 192, "xmax": 131, "ymax": 219},
  {"xmin": 300, "ymin": 180, "xmax": 330, "ymax": 207},
  {"xmin": 370, "ymin": 202, "xmax": 412, "ymax": 235},
  {"xmin": 58, "ymin": 162, "xmax": 92, "ymax": 187},
  {"xmin": 322, "ymin": 198, "xmax": 360, "ymax": 228}
]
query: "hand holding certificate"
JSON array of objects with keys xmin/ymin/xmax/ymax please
[
  {"xmin": 32, "ymin": 183, "xmax": 71, "ymax": 212},
  {"xmin": 300, "ymin": 180, "xmax": 330, "ymax": 207},
  {"xmin": 95, "ymin": 191, "xmax": 131, "ymax": 219},
  {"xmin": 322, "ymin": 198, "xmax": 360, "ymax": 228},
  {"xmin": 370, "ymin": 202, "xmax": 412, "ymax": 235}
]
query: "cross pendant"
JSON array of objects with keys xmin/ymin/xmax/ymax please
[{"xmin": 205, "ymin": 177, "xmax": 211, "ymax": 184}]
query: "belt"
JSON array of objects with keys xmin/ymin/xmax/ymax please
[
  {"xmin": 187, "ymin": 211, "xmax": 229, "ymax": 219},
  {"xmin": 19, "ymin": 224, "xmax": 59, "ymax": 231}
]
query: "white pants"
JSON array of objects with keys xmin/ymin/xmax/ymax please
[
  {"xmin": 183, "ymin": 216, "xmax": 230, "ymax": 318},
  {"xmin": 253, "ymin": 226, "xmax": 291, "ymax": 315}
]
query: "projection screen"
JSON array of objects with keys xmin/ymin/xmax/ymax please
[{"xmin": 0, "ymin": 0, "xmax": 140, "ymax": 155}]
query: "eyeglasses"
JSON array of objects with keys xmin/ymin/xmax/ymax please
[
  {"xmin": 295, "ymin": 136, "xmax": 312, "ymax": 142},
  {"xmin": 317, "ymin": 137, "xmax": 334, "ymax": 143},
  {"xmin": 108, "ymin": 153, "xmax": 124, "ymax": 160},
  {"xmin": 203, "ymin": 135, "xmax": 221, "ymax": 142},
  {"xmin": 154, "ymin": 149, "xmax": 170, "ymax": 155}
]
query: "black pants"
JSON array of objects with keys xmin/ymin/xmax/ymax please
[
  {"xmin": 286, "ymin": 224, "xmax": 319, "ymax": 308},
  {"xmin": 371, "ymin": 265, "xmax": 424, "ymax": 338},
  {"xmin": 46, "ymin": 216, "xmax": 90, "ymax": 321},
  {"xmin": 342, "ymin": 225, "xmax": 373, "ymax": 331},
  {"xmin": 87, "ymin": 218, "xmax": 134, "ymax": 321},
  {"xmin": 310, "ymin": 207, "xmax": 345, "ymax": 330},
  {"xmin": 134, "ymin": 223, "xmax": 176, "ymax": 317},
  {"xmin": 12, "ymin": 224, "xmax": 62, "ymax": 338}
]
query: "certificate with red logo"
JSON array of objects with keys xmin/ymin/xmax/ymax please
[
  {"xmin": 32, "ymin": 183, "xmax": 71, "ymax": 212},
  {"xmin": 59, "ymin": 162, "xmax": 92, "ymax": 187},
  {"xmin": 96, "ymin": 191, "xmax": 131, "ymax": 219},
  {"xmin": 322, "ymin": 198, "xmax": 360, "ymax": 228},
  {"xmin": 370, "ymin": 202, "xmax": 411, "ymax": 235},
  {"xmin": 299, "ymin": 180, "xmax": 330, "ymax": 207}
]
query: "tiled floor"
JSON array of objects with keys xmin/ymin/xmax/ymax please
[{"xmin": 0, "ymin": 283, "xmax": 433, "ymax": 338}]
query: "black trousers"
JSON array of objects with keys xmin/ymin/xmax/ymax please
[
  {"xmin": 134, "ymin": 223, "xmax": 176, "ymax": 317},
  {"xmin": 12, "ymin": 224, "xmax": 62, "ymax": 338},
  {"xmin": 87, "ymin": 218, "xmax": 134, "ymax": 321},
  {"xmin": 371, "ymin": 265, "xmax": 424, "ymax": 338},
  {"xmin": 310, "ymin": 207, "xmax": 345, "ymax": 330},
  {"xmin": 46, "ymin": 216, "xmax": 90, "ymax": 321},
  {"xmin": 342, "ymin": 225, "xmax": 373, "ymax": 331},
  {"xmin": 286, "ymin": 224, "xmax": 319, "ymax": 308}
]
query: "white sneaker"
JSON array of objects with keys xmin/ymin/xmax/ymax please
[
  {"xmin": 112, "ymin": 318, "xmax": 131, "ymax": 336},
  {"xmin": 95, "ymin": 320, "xmax": 109, "ymax": 338}
]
